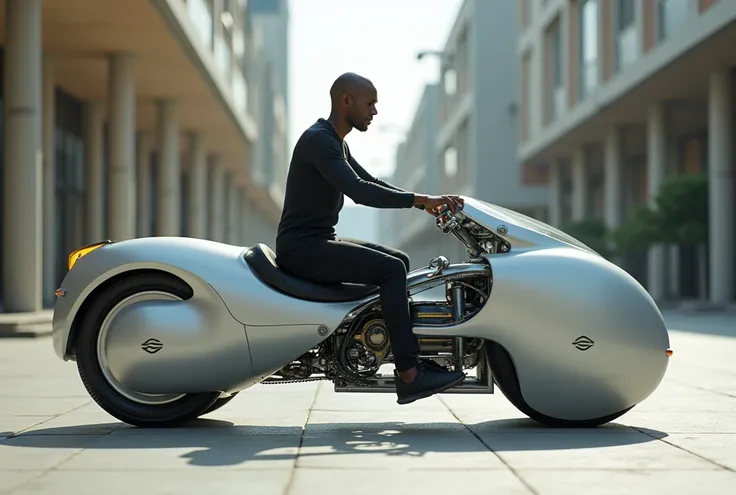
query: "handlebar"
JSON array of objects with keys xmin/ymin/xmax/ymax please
[{"xmin": 435, "ymin": 206, "xmax": 459, "ymax": 234}]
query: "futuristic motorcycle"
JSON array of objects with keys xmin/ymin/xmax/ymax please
[{"xmin": 51, "ymin": 196, "xmax": 672, "ymax": 428}]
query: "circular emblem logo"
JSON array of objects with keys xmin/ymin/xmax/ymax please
[{"xmin": 497, "ymin": 225, "xmax": 508, "ymax": 235}]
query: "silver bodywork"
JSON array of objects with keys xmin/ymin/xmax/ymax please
[{"xmin": 52, "ymin": 196, "xmax": 671, "ymax": 423}]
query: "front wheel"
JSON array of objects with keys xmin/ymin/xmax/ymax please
[
  {"xmin": 485, "ymin": 341, "xmax": 633, "ymax": 427},
  {"xmin": 76, "ymin": 272, "xmax": 221, "ymax": 428}
]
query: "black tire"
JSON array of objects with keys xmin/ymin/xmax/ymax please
[
  {"xmin": 76, "ymin": 272, "xmax": 221, "ymax": 428},
  {"xmin": 485, "ymin": 341, "xmax": 633, "ymax": 428},
  {"xmin": 202, "ymin": 392, "xmax": 240, "ymax": 415}
]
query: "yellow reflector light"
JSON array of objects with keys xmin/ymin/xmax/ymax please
[{"xmin": 68, "ymin": 240, "xmax": 112, "ymax": 270}]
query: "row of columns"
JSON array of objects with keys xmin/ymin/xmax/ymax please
[
  {"xmin": 547, "ymin": 68, "xmax": 735, "ymax": 305},
  {"xmin": 72, "ymin": 59, "xmax": 255, "ymax": 255},
  {"xmin": 1, "ymin": 0, "xmax": 274, "ymax": 313}
]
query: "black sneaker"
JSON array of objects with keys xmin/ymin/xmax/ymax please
[{"xmin": 394, "ymin": 360, "xmax": 466, "ymax": 405}]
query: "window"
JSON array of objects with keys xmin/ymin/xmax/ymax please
[
  {"xmin": 180, "ymin": 170, "xmax": 188, "ymax": 236},
  {"xmin": 617, "ymin": 0, "xmax": 636, "ymax": 29},
  {"xmin": 54, "ymin": 89, "xmax": 85, "ymax": 288},
  {"xmin": 521, "ymin": 50, "xmax": 532, "ymax": 140},
  {"xmin": 444, "ymin": 147, "xmax": 458, "ymax": 177},
  {"xmin": 659, "ymin": 0, "xmax": 694, "ymax": 40},
  {"xmin": 248, "ymin": 0, "xmax": 280, "ymax": 13},
  {"xmin": 544, "ymin": 17, "xmax": 564, "ymax": 122},
  {"xmin": 444, "ymin": 68, "xmax": 457, "ymax": 96},
  {"xmin": 578, "ymin": 0, "xmax": 599, "ymax": 98},
  {"xmin": 615, "ymin": 0, "xmax": 638, "ymax": 71}
]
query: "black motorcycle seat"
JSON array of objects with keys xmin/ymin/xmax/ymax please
[{"xmin": 243, "ymin": 243, "xmax": 379, "ymax": 303}]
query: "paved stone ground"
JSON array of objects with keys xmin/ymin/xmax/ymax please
[{"xmin": 1, "ymin": 310, "xmax": 734, "ymax": 494}]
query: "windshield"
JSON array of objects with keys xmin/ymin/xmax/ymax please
[{"xmin": 471, "ymin": 199, "xmax": 600, "ymax": 255}]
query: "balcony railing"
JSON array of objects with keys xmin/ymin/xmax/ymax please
[
  {"xmin": 553, "ymin": 84, "xmax": 565, "ymax": 121},
  {"xmin": 181, "ymin": 0, "xmax": 251, "ymax": 119},
  {"xmin": 232, "ymin": 69, "xmax": 248, "ymax": 115},
  {"xmin": 616, "ymin": 24, "xmax": 638, "ymax": 71},
  {"xmin": 186, "ymin": 0, "xmax": 213, "ymax": 49},
  {"xmin": 580, "ymin": 59, "xmax": 598, "ymax": 99},
  {"xmin": 214, "ymin": 31, "xmax": 233, "ymax": 83},
  {"xmin": 659, "ymin": 0, "xmax": 694, "ymax": 40}
]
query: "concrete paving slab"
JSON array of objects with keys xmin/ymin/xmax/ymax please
[
  {"xmin": 0, "ymin": 471, "xmax": 43, "ymax": 493},
  {"xmin": 619, "ymin": 411, "xmax": 736, "ymax": 434},
  {"xmin": 520, "ymin": 469, "xmax": 736, "ymax": 495},
  {"xmin": 622, "ymin": 381, "xmax": 735, "ymax": 413},
  {"xmin": 0, "ymin": 398, "xmax": 90, "ymax": 417},
  {"xmin": 0, "ymin": 310, "xmax": 734, "ymax": 494},
  {"xmin": 305, "ymin": 407, "xmax": 459, "ymax": 427},
  {"xmin": 289, "ymin": 468, "xmax": 532, "ymax": 495},
  {"xmin": 8, "ymin": 469, "xmax": 292, "ymax": 495},
  {"xmin": 0, "ymin": 434, "xmax": 100, "ymax": 471},
  {"xmin": 0, "ymin": 377, "xmax": 90, "ymax": 398},
  {"xmin": 20, "ymin": 415, "xmax": 123, "ymax": 436},
  {"xmin": 1, "ymin": 417, "xmax": 53, "ymax": 438},
  {"xmin": 475, "ymin": 431, "xmax": 720, "ymax": 470},
  {"xmin": 48, "ymin": 433, "xmax": 301, "ymax": 471},
  {"xmin": 296, "ymin": 426, "xmax": 509, "ymax": 470},
  {"xmin": 660, "ymin": 433, "xmax": 736, "ymax": 471},
  {"xmin": 109, "ymin": 421, "xmax": 304, "ymax": 437},
  {"xmin": 311, "ymin": 382, "xmax": 450, "ymax": 412}
]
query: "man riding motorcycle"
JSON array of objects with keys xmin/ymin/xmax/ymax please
[{"xmin": 275, "ymin": 72, "xmax": 465, "ymax": 405}]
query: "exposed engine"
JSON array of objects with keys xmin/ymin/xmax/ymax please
[{"xmin": 266, "ymin": 269, "xmax": 491, "ymax": 386}]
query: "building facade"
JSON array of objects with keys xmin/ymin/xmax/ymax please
[
  {"xmin": 382, "ymin": 0, "xmax": 548, "ymax": 266},
  {"xmin": 380, "ymin": 84, "xmax": 457, "ymax": 267},
  {"xmin": 0, "ymin": 0, "xmax": 288, "ymax": 315},
  {"xmin": 518, "ymin": 0, "xmax": 735, "ymax": 305},
  {"xmin": 248, "ymin": 0, "xmax": 290, "ymax": 210}
]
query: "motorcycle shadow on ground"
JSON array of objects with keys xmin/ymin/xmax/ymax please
[{"xmin": 1, "ymin": 418, "xmax": 669, "ymax": 468}]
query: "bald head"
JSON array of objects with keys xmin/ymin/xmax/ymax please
[
  {"xmin": 328, "ymin": 72, "xmax": 378, "ymax": 133},
  {"xmin": 330, "ymin": 72, "xmax": 374, "ymax": 103}
]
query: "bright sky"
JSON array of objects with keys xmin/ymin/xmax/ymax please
[{"xmin": 286, "ymin": 0, "xmax": 463, "ymax": 182}]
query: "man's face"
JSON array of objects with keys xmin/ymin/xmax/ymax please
[{"xmin": 345, "ymin": 84, "xmax": 378, "ymax": 132}]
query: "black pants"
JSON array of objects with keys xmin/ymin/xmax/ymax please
[{"xmin": 277, "ymin": 237, "xmax": 420, "ymax": 372}]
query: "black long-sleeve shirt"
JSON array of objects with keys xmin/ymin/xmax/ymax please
[{"xmin": 276, "ymin": 118, "xmax": 415, "ymax": 256}]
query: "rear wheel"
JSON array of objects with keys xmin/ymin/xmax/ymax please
[
  {"xmin": 76, "ymin": 272, "xmax": 221, "ymax": 428},
  {"xmin": 485, "ymin": 341, "xmax": 632, "ymax": 427}
]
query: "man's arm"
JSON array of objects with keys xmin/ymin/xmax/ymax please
[
  {"xmin": 346, "ymin": 151, "xmax": 426, "ymax": 209},
  {"xmin": 309, "ymin": 132, "xmax": 416, "ymax": 209}
]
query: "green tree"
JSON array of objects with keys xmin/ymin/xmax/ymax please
[
  {"xmin": 610, "ymin": 173, "xmax": 709, "ymax": 298},
  {"xmin": 651, "ymin": 173, "xmax": 708, "ymax": 246},
  {"xmin": 608, "ymin": 205, "xmax": 661, "ymax": 256},
  {"xmin": 610, "ymin": 173, "xmax": 708, "ymax": 251}
]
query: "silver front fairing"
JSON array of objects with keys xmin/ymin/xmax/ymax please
[{"xmin": 413, "ymin": 197, "xmax": 671, "ymax": 420}]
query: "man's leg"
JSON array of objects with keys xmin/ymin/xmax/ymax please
[
  {"xmin": 277, "ymin": 239, "xmax": 465, "ymax": 403},
  {"xmin": 337, "ymin": 237, "xmax": 411, "ymax": 272},
  {"xmin": 277, "ymin": 238, "xmax": 419, "ymax": 372}
]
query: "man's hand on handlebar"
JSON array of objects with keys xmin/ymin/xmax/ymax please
[{"xmin": 413, "ymin": 194, "xmax": 464, "ymax": 215}]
